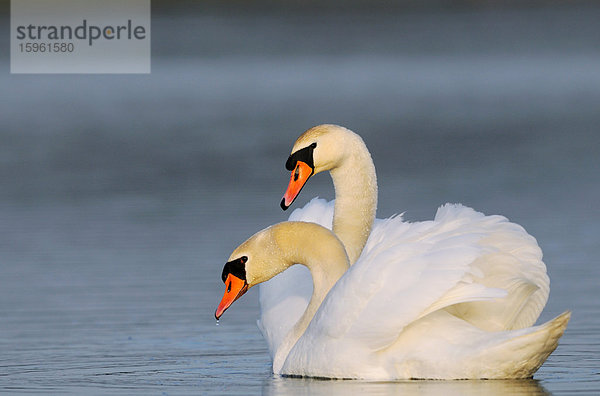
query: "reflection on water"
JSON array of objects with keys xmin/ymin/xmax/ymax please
[{"xmin": 264, "ymin": 377, "xmax": 551, "ymax": 396}]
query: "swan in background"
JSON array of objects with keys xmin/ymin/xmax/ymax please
[
  {"xmin": 215, "ymin": 221, "xmax": 570, "ymax": 379},
  {"xmin": 279, "ymin": 126, "xmax": 377, "ymax": 265}
]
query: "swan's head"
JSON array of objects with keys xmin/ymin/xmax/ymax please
[
  {"xmin": 215, "ymin": 222, "xmax": 349, "ymax": 320},
  {"xmin": 281, "ymin": 124, "xmax": 358, "ymax": 210},
  {"xmin": 214, "ymin": 225, "xmax": 288, "ymax": 319}
]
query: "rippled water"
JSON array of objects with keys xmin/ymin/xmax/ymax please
[{"xmin": 1, "ymin": 4, "xmax": 599, "ymax": 395}]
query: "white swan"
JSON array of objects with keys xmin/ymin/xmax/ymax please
[
  {"xmin": 216, "ymin": 124, "xmax": 570, "ymax": 379},
  {"xmin": 215, "ymin": 221, "xmax": 570, "ymax": 379}
]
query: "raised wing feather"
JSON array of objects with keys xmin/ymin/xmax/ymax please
[
  {"xmin": 260, "ymin": 200, "xmax": 549, "ymax": 363},
  {"xmin": 295, "ymin": 204, "xmax": 548, "ymax": 355}
]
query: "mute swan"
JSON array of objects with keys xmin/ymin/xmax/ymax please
[
  {"xmin": 216, "ymin": 124, "xmax": 569, "ymax": 379},
  {"xmin": 268, "ymin": 124, "xmax": 565, "ymax": 335},
  {"xmin": 215, "ymin": 221, "xmax": 570, "ymax": 379}
]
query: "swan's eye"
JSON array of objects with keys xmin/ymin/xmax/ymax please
[
  {"xmin": 285, "ymin": 144, "xmax": 316, "ymax": 171},
  {"xmin": 221, "ymin": 256, "xmax": 248, "ymax": 283}
]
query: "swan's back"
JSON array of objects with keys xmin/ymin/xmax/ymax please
[
  {"xmin": 296, "ymin": 203, "xmax": 547, "ymax": 349},
  {"xmin": 258, "ymin": 199, "xmax": 557, "ymax": 378},
  {"xmin": 432, "ymin": 204, "xmax": 549, "ymax": 331}
]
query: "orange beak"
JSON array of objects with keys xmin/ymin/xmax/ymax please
[
  {"xmin": 280, "ymin": 161, "xmax": 314, "ymax": 210},
  {"xmin": 215, "ymin": 273, "xmax": 249, "ymax": 319}
]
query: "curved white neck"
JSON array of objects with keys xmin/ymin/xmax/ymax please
[
  {"xmin": 269, "ymin": 223, "xmax": 349, "ymax": 373},
  {"xmin": 329, "ymin": 137, "xmax": 377, "ymax": 265}
]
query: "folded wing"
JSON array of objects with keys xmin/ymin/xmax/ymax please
[{"xmin": 298, "ymin": 204, "xmax": 549, "ymax": 352}]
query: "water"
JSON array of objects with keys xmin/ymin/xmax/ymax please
[{"xmin": 1, "ymin": 3, "xmax": 599, "ymax": 395}]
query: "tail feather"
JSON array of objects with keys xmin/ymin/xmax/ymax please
[{"xmin": 477, "ymin": 311, "xmax": 571, "ymax": 379}]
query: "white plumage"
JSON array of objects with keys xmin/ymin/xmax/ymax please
[
  {"xmin": 242, "ymin": 124, "xmax": 569, "ymax": 379},
  {"xmin": 258, "ymin": 198, "xmax": 567, "ymax": 379}
]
